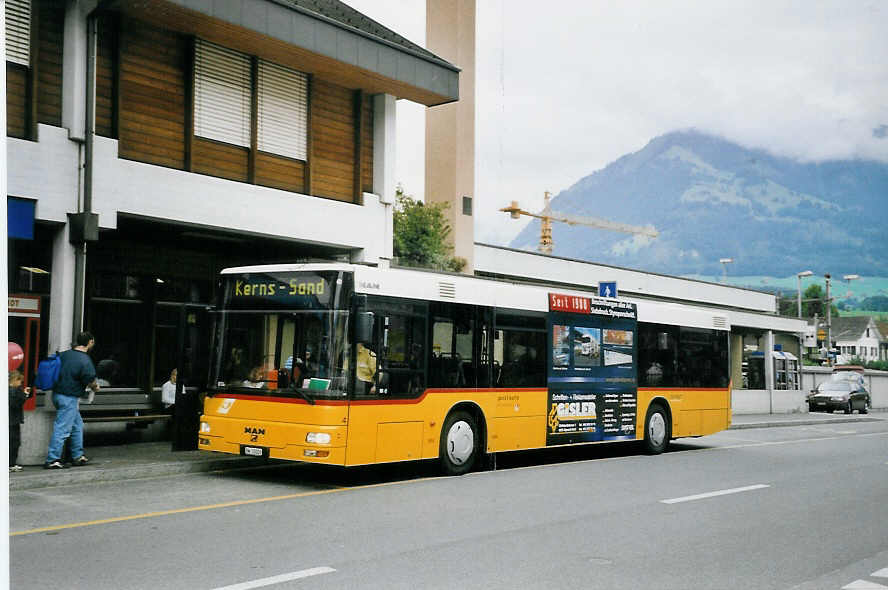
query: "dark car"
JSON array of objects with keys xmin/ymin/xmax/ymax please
[{"xmin": 807, "ymin": 378, "xmax": 871, "ymax": 414}]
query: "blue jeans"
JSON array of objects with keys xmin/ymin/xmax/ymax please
[{"xmin": 45, "ymin": 393, "xmax": 84, "ymax": 463}]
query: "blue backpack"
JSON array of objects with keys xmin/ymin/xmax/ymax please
[{"xmin": 34, "ymin": 353, "xmax": 62, "ymax": 391}]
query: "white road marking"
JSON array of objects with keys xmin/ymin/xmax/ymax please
[
  {"xmin": 211, "ymin": 567, "xmax": 336, "ymax": 590},
  {"xmin": 873, "ymin": 568, "xmax": 888, "ymax": 578},
  {"xmin": 660, "ymin": 484, "xmax": 770, "ymax": 504},
  {"xmin": 842, "ymin": 580, "xmax": 888, "ymax": 589}
]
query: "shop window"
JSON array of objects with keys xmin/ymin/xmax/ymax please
[
  {"xmin": 88, "ymin": 300, "xmax": 146, "ymax": 388},
  {"xmin": 494, "ymin": 313, "xmax": 546, "ymax": 387}
]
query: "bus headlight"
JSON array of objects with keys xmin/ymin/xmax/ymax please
[
  {"xmin": 200, "ymin": 422, "xmax": 211, "ymax": 433},
  {"xmin": 306, "ymin": 432, "xmax": 331, "ymax": 444}
]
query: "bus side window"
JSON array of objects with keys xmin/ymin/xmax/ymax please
[{"xmin": 494, "ymin": 313, "xmax": 546, "ymax": 388}]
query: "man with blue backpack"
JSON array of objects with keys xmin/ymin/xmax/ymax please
[{"xmin": 44, "ymin": 331, "xmax": 101, "ymax": 469}]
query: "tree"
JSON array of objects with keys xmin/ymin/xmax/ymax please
[
  {"xmin": 777, "ymin": 284, "xmax": 838, "ymax": 318},
  {"xmin": 392, "ymin": 185, "xmax": 466, "ymax": 272},
  {"xmin": 800, "ymin": 284, "xmax": 838, "ymax": 318}
]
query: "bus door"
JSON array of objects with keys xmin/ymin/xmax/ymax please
[
  {"xmin": 8, "ymin": 295, "xmax": 41, "ymax": 411},
  {"xmin": 347, "ymin": 298, "xmax": 427, "ymax": 466}
]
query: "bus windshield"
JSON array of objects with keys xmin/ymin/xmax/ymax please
[
  {"xmin": 210, "ymin": 310, "xmax": 350, "ymax": 399},
  {"xmin": 208, "ymin": 270, "xmax": 353, "ymax": 400}
]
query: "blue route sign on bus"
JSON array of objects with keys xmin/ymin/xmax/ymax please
[{"xmin": 598, "ymin": 281, "xmax": 617, "ymax": 298}]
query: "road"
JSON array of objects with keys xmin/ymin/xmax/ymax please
[{"xmin": 10, "ymin": 421, "xmax": 888, "ymax": 590}]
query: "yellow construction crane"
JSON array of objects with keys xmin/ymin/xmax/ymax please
[{"xmin": 500, "ymin": 191, "xmax": 659, "ymax": 254}]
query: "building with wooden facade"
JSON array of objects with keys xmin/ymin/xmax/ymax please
[{"xmin": 6, "ymin": 0, "xmax": 459, "ymax": 407}]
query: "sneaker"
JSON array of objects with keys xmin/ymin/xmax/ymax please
[
  {"xmin": 71, "ymin": 456, "xmax": 90, "ymax": 467},
  {"xmin": 9, "ymin": 465, "xmax": 23, "ymax": 472},
  {"xmin": 44, "ymin": 460, "xmax": 67, "ymax": 469}
]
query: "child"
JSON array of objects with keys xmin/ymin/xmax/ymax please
[{"xmin": 9, "ymin": 370, "xmax": 30, "ymax": 472}]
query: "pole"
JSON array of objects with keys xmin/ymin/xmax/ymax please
[
  {"xmin": 825, "ymin": 274, "xmax": 832, "ymax": 366},
  {"xmin": 797, "ymin": 275, "xmax": 802, "ymax": 318}
]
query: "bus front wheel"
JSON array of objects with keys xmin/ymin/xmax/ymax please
[
  {"xmin": 439, "ymin": 410, "xmax": 479, "ymax": 476},
  {"xmin": 643, "ymin": 403, "xmax": 670, "ymax": 455}
]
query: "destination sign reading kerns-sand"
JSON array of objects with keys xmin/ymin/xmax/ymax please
[
  {"xmin": 233, "ymin": 278, "xmax": 326, "ymax": 297},
  {"xmin": 225, "ymin": 272, "xmax": 338, "ymax": 310},
  {"xmin": 549, "ymin": 293, "xmax": 636, "ymax": 319}
]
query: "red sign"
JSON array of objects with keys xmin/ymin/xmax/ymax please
[{"xmin": 549, "ymin": 293, "xmax": 590, "ymax": 314}]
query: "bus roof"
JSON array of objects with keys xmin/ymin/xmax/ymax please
[{"xmin": 220, "ymin": 262, "xmax": 730, "ymax": 331}]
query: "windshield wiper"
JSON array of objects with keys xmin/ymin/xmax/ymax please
[{"xmin": 292, "ymin": 388, "xmax": 315, "ymax": 405}]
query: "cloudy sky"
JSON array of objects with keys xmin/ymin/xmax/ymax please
[{"xmin": 346, "ymin": 0, "xmax": 888, "ymax": 245}]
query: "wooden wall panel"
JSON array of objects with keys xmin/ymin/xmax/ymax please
[
  {"xmin": 6, "ymin": 64, "xmax": 28, "ymax": 138},
  {"xmin": 118, "ymin": 19, "xmax": 187, "ymax": 169},
  {"xmin": 361, "ymin": 94, "xmax": 374, "ymax": 194},
  {"xmin": 35, "ymin": 0, "xmax": 63, "ymax": 127},
  {"xmin": 311, "ymin": 79, "xmax": 355, "ymax": 202},
  {"xmin": 192, "ymin": 138, "xmax": 248, "ymax": 182},
  {"xmin": 96, "ymin": 14, "xmax": 117, "ymax": 138},
  {"xmin": 255, "ymin": 153, "xmax": 305, "ymax": 193}
]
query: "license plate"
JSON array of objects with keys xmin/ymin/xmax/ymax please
[{"xmin": 241, "ymin": 445, "xmax": 267, "ymax": 457}]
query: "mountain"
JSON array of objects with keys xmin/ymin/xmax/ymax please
[{"xmin": 509, "ymin": 130, "xmax": 888, "ymax": 276}]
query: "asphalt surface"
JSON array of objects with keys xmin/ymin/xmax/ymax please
[
  {"xmin": 9, "ymin": 412, "xmax": 888, "ymax": 590},
  {"xmin": 9, "ymin": 411, "xmax": 885, "ymax": 492}
]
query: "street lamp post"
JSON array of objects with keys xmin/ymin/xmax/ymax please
[
  {"xmin": 719, "ymin": 258, "xmax": 733, "ymax": 284},
  {"xmin": 796, "ymin": 270, "xmax": 813, "ymax": 367},
  {"xmin": 796, "ymin": 270, "xmax": 813, "ymax": 318}
]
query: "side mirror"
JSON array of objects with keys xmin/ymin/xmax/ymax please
[{"xmin": 356, "ymin": 312, "xmax": 374, "ymax": 344}]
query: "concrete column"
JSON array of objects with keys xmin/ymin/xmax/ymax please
[
  {"xmin": 730, "ymin": 332, "xmax": 743, "ymax": 389},
  {"xmin": 373, "ymin": 94, "xmax": 396, "ymax": 263},
  {"xmin": 49, "ymin": 225, "xmax": 77, "ymax": 353},
  {"xmin": 425, "ymin": 0, "xmax": 475, "ymax": 273},
  {"xmin": 764, "ymin": 330, "xmax": 775, "ymax": 413}
]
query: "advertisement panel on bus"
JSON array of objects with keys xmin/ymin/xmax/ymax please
[{"xmin": 547, "ymin": 293, "xmax": 638, "ymax": 446}]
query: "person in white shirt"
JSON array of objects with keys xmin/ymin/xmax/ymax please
[{"xmin": 161, "ymin": 368, "xmax": 178, "ymax": 410}]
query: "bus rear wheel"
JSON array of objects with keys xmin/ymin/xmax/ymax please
[
  {"xmin": 643, "ymin": 403, "xmax": 670, "ymax": 455},
  {"xmin": 439, "ymin": 410, "xmax": 479, "ymax": 476}
]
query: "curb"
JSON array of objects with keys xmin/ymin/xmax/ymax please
[
  {"xmin": 729, "ymin": 416, "xmax": 884, "ymax": 430},
  {"xmin": 9, "ymin": 455, "xmax": 270, "ymax": 492}
]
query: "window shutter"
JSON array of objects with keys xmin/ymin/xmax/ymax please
[
  {"xmin": 258, "ymin": 60, "xmax": 308, "ymax": 161},
  {"xmin": 5, "ymin": 0, "xmax": 32, "ymax": 66},
  {"xmin": 194, "ymin": 40, "xmax": 251, "ymax": 148}
]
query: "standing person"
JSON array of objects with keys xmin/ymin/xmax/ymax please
[
  {"xmin": 9, "ymin": 370, "xmax": 30, "ymax": 472},
  {"xmin": 44, "ymin": 332, "xmax": 100, "ymax": 469},
  {"xmin": 161, "ymin": 368, "xmax": 178, "ymax": 411}
]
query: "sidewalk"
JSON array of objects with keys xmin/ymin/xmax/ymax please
[{"xmin": 10, "ymin": 411, "xmax": 885, "ymax": 492}]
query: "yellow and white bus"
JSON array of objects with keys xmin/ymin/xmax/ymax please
[{"xmin": 198, "ymin": 263, "xmax": 731, "ymax": 474}]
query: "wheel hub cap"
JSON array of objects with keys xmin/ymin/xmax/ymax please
[
  {"xmin": 447, "ymin": 421, "xmax": 474, "ymax": 465},
  {"xmin": 648, "ymin": 413, "xmax": 666, "ymax": 446}
]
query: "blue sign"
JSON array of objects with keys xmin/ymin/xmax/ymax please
[
  {"xmin": 8, "ymin": 197, "xmax": 35, "ymax": 240},
  {"xmin": 598, "ymin": 281, "xmax": 617, "ymax": 298}
]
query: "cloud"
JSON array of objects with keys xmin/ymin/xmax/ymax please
[
  {"xmin": 610, "ymin": 234, "xmax": 655, "ymax": 256},
  {"xmin": 345, "ymin": 0, "xmax": 888, "ymax": 245}
]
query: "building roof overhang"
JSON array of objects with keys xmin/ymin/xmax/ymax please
[{"xmin": 110, "ymin": 0, "xmax": 459, "ymax": 106}]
